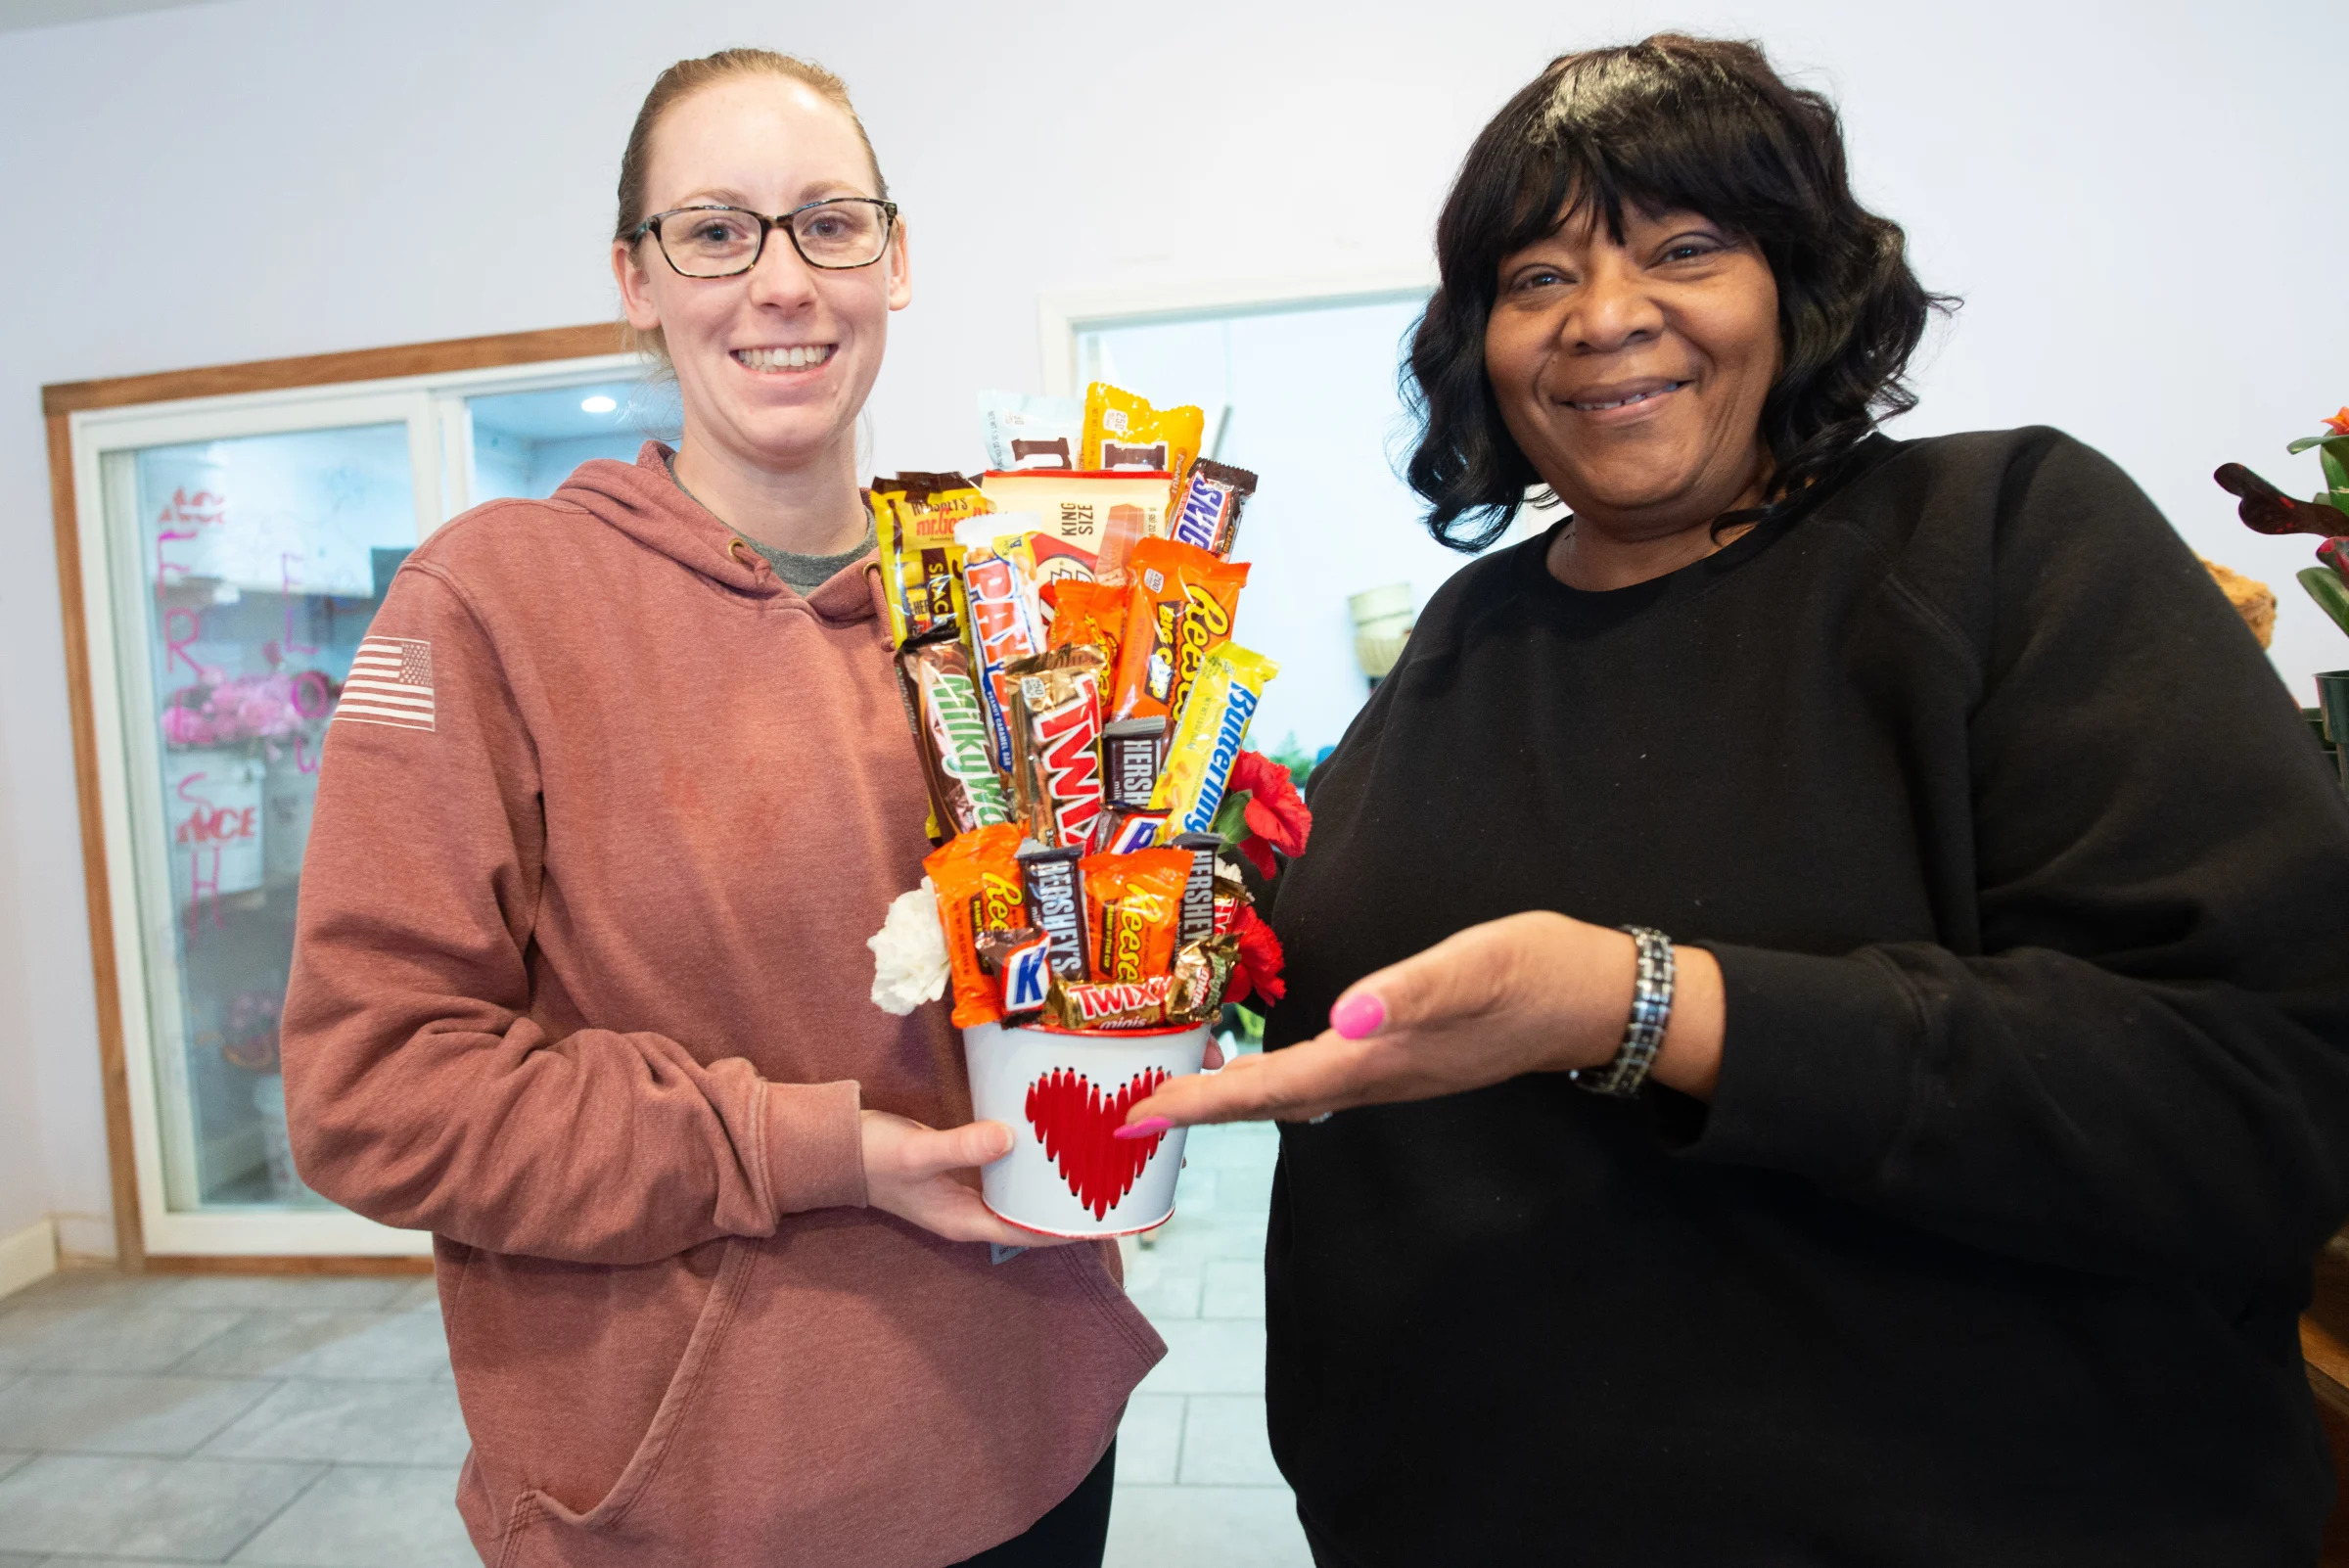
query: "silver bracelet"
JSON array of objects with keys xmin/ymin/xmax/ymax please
[{"xmin": 1568, "ymin": 926, "xmax": 1676, "ymax": 1097}]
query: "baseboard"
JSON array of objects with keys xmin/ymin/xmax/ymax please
[{"xmin": 0, "ymin": 1217, "xmax": 59, "ymax": 1301}]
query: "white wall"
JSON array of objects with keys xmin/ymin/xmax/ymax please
[{"xmin": 3, "ymin": 0, "xmax": 2342, "ymax": 1252}]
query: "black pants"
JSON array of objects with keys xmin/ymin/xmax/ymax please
[{"xmin": 949, "ymin": 1442, "xmax": 1115, "ymax": 1567}]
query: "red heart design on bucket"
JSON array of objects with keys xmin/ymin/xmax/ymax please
[{"xmin": 1025, "ymin": 1068, "xmax": 1174, "ymax": 1220}]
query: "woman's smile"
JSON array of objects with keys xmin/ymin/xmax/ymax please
[
  {"xmin": 1558, "ymin": 374, "xmax": 1692, "ymax": 420},
  {"xmin": 731, "ymin": 343, "xmax": 837, "ymax": 373}
]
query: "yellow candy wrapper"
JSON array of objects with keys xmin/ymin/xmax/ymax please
[
  {"xmin": 1150, "ymin": 642, "xmax": 1278, "ymax": 837},
  {"xmin": 874, "ymin": 473, "xmax": 991, "ymax": 646},
  {"xmin": 1080, "ymin": 383, "xmax": 1203, "ymax": 506}
]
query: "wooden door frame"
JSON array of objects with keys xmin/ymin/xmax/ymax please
[{"xmin": 41, "ymin": 322, "xmax": 628, "ymax": 1273}]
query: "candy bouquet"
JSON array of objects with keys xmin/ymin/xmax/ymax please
[{"xmin": 865, "ymin": 382, "xmax": 1310, "ymax": 1234}]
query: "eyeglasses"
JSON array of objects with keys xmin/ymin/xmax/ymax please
[{"xmin": 632, "ymin": 198, "xmax": 899, "ymax": 278}]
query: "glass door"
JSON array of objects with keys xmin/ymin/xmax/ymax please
[{"xmin": 78, "ymin": 392, "xmax": 440, "ymax": 1255}]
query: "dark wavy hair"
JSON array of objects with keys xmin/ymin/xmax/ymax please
[{"xmin": 1405, "ymin": 34, "xmax": 1950, "ymax": 550}]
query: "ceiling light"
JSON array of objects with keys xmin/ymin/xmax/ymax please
[{"xmin": 579, "ymin": 394, "xmax": 618, "ymax": 415}]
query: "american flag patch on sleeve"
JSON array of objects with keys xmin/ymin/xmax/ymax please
[{"xmin": 335, "ymin": 637, "xmax": 436, "ymax": 732}]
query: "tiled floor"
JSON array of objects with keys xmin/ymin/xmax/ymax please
[{"xmin": 0, "ymin": 1121, "xmax": 1308, "ymax": 1567}]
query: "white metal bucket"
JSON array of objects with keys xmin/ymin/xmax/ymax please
[{"xmin": 962, "ymin": 1020, "xmax": 1209, "ymax": 1237}]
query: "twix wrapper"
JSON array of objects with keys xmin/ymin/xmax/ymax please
[
  {"xmin": 1081, "ymin": 382, "xmax": 1204, "ymax": 504},
  {"xmin": 1007, "ymin": 647, "xmax": 1109, "ymax": 851},
  {"xmin": 1167, "ymin": 460, "xmax": 1257, "ymax": 559},
  {"xmin": 1108, "ymin": 538, "xmax": 1249, "ymax": 725},
  {"xmin": 874, "ymin": 472, "xmax": 990, "ymax": 646},
  {"xmin": 897, "ymin": 625, "xmax": 1011, "ymax": 841},
  {"xmin": 1152, "ymin": 642, "xmax": 1278, "ymax": 836},
  {"xmin": 1081, "ymin": 847, "xmax": 1189, "ymax": 984},
  {"xmin": 1041, "ymin": 973, "xmax": 1175, "ymax": 1031},
  {"xmin": 925, "ymin": 823, "xmax": 1028, "ymax": 1028}
]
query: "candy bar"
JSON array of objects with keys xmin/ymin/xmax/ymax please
[
  {"xmin": 873, "ymin": 473, "xmax": 990, "ymax": 646},
  {"xmin": 1081, "ymin": 848, "xmax": 1190, "ymax": 985},
  {"xmin": 978, "ymin": 391, "xmax": 1083, "ymax": 472},
  {"xmin": 1152, "ymin": 642, "xmax": 1278, "ymax": 836},
  {"xmin": 1108, "ymin": 538, "xmax": 1249, "ymax": 725},
  {"xmin": 1080, "ymin": 382, "xmax": 1204, "ymax": 504},
  {"xmin": 1167, "ymin": 459, "xmax": 1258, "ymax": 558},
  {"xmin": 980, "ymin": 471, "xmax": 1169, "ymax": 574},
  {"xmin": 1017, "ymin": 840, "xmax": 1090, "ymax": 981},
  {"xmin": 1040, "ymin": 973, "xmax": 1174, "ymax": 1031},
  {"xmin": 975, "ymin": 925, "xmax": 1053, "ymax": 1019},
  {"xmin": 1171, "ymin": 831, "xmax": 1221, "ymax": 945},
  {"xmin": 955, "ymin": 522, "xmax": 1050, "ymax": 771},
  {"xmin": 898, "ymin": 627, "xmax": 1012, "ymax": 840},
  {"xmin": 925, "ymin": 823, "xmax": 1028, "ymax": 1028},
  {"xmin": 1102, "ymin": 716, "xmax": 1166, "ymax": 807},
  {"xmin": 1007, "ymin": 647, "xmax": 1110, "ymax": 851},
  {"xmin": 1091, "ymin": 805, "xmax": 1168, "ymax": 854}
]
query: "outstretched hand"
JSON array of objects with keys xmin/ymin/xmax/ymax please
[
  {"xmin": 859, "ymin": 1110, "xmax": 1075, "ymax": 1248},
  {"xmin": 1116, "ymin": 911, "xmax": 1724, "ymax": 1132}
]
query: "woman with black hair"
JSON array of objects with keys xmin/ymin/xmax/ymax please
[{"xmin": 1123, "ymin": 33, "xmax": 2349, "ymax": 1566}]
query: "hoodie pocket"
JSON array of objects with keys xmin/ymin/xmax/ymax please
[{"xmin": 508, "ymin": 1235, "xmax": 756, "ymax": 1538}]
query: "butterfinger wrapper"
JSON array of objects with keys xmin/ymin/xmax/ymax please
[{"xmin": 1151, "ymin": 642, "xmax": 1277, "ymax": 836}]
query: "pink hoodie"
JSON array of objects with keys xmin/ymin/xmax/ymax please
[{"xmin": 282, "ymin": 443, "xmax": 1163, "ymax": 1567}]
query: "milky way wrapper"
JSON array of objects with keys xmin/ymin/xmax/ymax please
[
  {"xmin": 1017, "ymin": 840, "xmax": 1090, "ymax": 981},
  {"xmin": 1081, "ymin": 382, "xmax": 1204, "ymax": 505},
  {"xmin": 1109, "ymin": 537, "xmax": 1249, "ymax": 725},
  {"xmin": 898, "ymin": 627, "xmax": 1012, "ymax": 841},
  {"xmin": 978, "ymin": 391, "xmax": 1084, "ymax": 472},
  {"xmin": 1007, "ymin": 647, "xmax": 1109, "ymax": 852},
  {"xmin": 1151, "ymin": 642, "xmax": 1278, "ymax": 837},
  {"xmin": 925, "ymin": 823, "xmax": 1028, "ymax": 1029},
  {"xmin": 1166, "ymin": 459, "xmax": 1257, "ymax": 558}
]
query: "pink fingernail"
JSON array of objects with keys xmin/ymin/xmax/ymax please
[
  {"xmin": 1331, "ymin": 992, "xmax": 1386, "ymax": 1039},
  {"xmin": 1114, "ymin": 1116, "xmax": 1173, "ymax": 1141}
]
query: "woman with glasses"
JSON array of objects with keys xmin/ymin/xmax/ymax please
[{"xmin": 282, "ymin": 49, "xmax": 1153, "ymax": 1568}]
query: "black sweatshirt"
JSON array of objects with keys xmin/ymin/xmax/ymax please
[{"xmin": 1261, "ymin": 429, "xmax": 2349, "ymax": 1567}]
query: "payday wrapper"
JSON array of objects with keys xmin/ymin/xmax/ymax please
[{"xmin": 955, "ymin": 521, "xmax": 1050, "ymax": 771}]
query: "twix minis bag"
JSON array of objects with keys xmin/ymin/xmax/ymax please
[
  {"xmin": 1108, "ymin": 537, "xmax": 1249, "ymax": 725},
  {"xmin": 1081, "ymin": 848, "xmax": 1189, "ymax": 984},
  {"xmin": 874, "ymin": 472, "xmax": 991, "ymax": 646},
  {"xmin": 1007, "ymin": 647, "xmax": 1109, "ymax": 851},
  {"xmin": 925, "ymin": 823, "xmax": 1029, "ymax": 1028},
  {"xmin": 1080, "ymin": 382, "xmax": 1204, "ymax": 502}
]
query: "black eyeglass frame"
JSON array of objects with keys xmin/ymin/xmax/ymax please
[{"xmin": 630, "ymin": 197, "xmax": 901, "ymax": 277}]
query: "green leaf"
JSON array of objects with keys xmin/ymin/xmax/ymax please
[
  {"xmin": 2287, "ymin": 433, "xmax": 2349, "ymax": 455},
  {"xmin": 2298, "ymin": 566, "xmax": 2349, "ymax": 638},
  {"xmin": 2323, "ymin": 444, "xmax": 2349, "ymax": 498}
]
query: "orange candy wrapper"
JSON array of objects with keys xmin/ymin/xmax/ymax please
[
  {"xmin": 1108, "ymin": 537, "xmax": 1249, "ymax": 724},
  {"xmin": 924, "ymin": 823, "xmax": 1028, "ymax": 1028},
  {"xmin": 1044, "ymin": 578, "xmax": 1130, "ymax": 670},
  {"xmin": 1080, "ymin": 847, "xmax": 1190, "ymax": 984}
]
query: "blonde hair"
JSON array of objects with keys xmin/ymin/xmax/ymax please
[{"xmin": 615, "ymin": 49, "xmax": 889, "ymax": 362}]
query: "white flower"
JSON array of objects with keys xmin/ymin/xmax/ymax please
[{"xmin": 868, "ymin": 878, "xmax": 949, "ymax": 1016}]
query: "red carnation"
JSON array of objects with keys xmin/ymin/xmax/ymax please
[
  {"xmin": 1228, "ymin": 900, "xmax": 1286, "ymax": 1008},
  {"xmin": 1227, "ymin": 749, "xmax": 1313, "ymax": 880}
]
